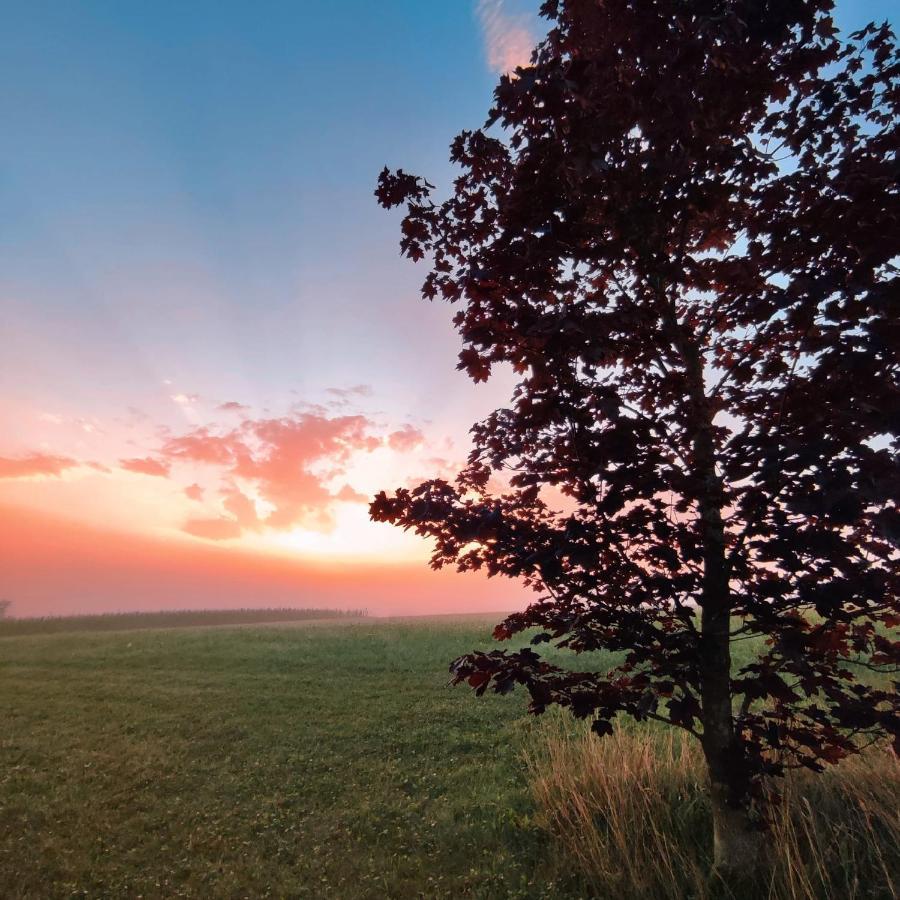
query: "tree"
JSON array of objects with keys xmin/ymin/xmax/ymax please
[
  {"xmin": 0, "ymin": 600, "xmax": 10, "ymax": 619},
  {"xmin": 372, "ymin": 0, "xmax": 899, "ymax": 875}
]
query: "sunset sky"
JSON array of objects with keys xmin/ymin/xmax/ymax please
[{"xmin": 1, "ymin": 0, "xmax": 891, "ymax": 617}]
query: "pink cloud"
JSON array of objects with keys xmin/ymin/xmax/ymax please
[
  {"xmin": 184, "ymin": 483, "xmax": 204, "ymax": 502},
  {"xmin": 475, "ymin": 0, "xmax": 534, "ymax": 74},
  {"xmin": 387, "ymin": 424, "xmax": 424, "ymax": 453},
  {"xmin": 162, "ymin": 428, "xmax": 242, "ymax": 466},
  {"xmin": 0, "ymin": 453, "xmax": 79, "ymax": 479},
  {"xmin": 218, "ymin": 401, "xmax": 248, "ymax": 413},
  {"xmin": 335, "ymin": 484, "xmax": 369, "ymax": 503},
  {"xmin": 220, "ymin": 485, "xmax": 262, "ymax": 530},
  {"xmin": 160, "ymin": 411, "xmax": 383, "ymax": 539},
  {"xmin": 120, "ymin": 457, "xmax": 170, "ymax": 477},
  {"xmin": 233, "ymin": 414, "xmax": 380, "ymax": 529}
]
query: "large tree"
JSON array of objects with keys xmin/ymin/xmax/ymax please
[{"xmin": 372, "ymin": 0, "xmax": 899, "ymax": 874}]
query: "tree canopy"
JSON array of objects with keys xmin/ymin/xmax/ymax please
[{"xmin": 372, "ymin": 0, "xmax": 898, "ymax": 870}]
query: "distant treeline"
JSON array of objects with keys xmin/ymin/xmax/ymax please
[{"xmin": 0, "ymin": 607, "xmax": 367, "ymax": 637}]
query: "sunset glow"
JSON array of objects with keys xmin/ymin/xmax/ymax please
[
  {"xmin": 1, "ymin": 0, "xmax": 889, "ymax": 618},
  {"xmin": 0, "ymin": 1, "xmax": 540, "ymax": 616}
]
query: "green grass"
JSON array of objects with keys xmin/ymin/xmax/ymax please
[
  {"xmin": 1, "ymin": 613, "xmax": 893, "ymax": 899},
  {"xmin": 0, "ymin": 615, "xmax": 583, "ymax": 899},
  {"xmin": 0, "ymin": 607, "xmax": 366, "ymax": 637}
]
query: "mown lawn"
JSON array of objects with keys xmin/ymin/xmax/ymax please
[{"xmin": 0, "ymin": 615, "xmax": 586, "ymax": 899}]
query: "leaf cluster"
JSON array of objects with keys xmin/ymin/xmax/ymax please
[{"xmin": 373, "ymin": 0, "xmax": 899, "ymax": 787}]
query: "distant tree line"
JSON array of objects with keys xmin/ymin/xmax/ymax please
[{"xmin": 0, "ymin": 607, "xmax": 367, "ymax": 637}]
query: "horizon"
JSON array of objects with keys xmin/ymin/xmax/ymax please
[{"xmin": 1, "ymin": 0, "xmax": 892, "ymax": 617}]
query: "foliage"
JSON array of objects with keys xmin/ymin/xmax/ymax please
[{"xmin": 372, "ymin": 0, "xmax": 899, "ymax": 842}]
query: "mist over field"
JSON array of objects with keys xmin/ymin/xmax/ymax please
[{"xmin": 0, "ymin": 506, "xmax": 523, "ymax": 619}]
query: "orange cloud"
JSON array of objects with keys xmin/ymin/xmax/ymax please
[
  {"xmin": 233, "ymin": 414, "xmax": 380, "ymax": 531},
  {"xmin": 387, "ymin": 424, "xmax": 425, "ymax": 453},
  {"xmin": 0, "ymin": 453, "xmax": 80, "ymax": 479},
  {"xmin": 221, "ymin": 484, "xmax": 262, "ymax": 530},
  {"xmin": 160, "ymin": 411, "xmax": 383, "ymax": 540},
  {"xmin": 163, "ymin": 428, "xmax": 240, "ymax": 465},
  {"xmin": 120, "ymin": 457, "xmax": 170, "ymax": 477},
  {"xmin": 2, "ymin": 401, "xmax": 444, "ymax": 547},
  {"xmin": 335, "ymin": 483, "xmax": 369, "ymax": 503},
  {"xmin": 475, "ymin": 0, "xmax": 534, "ymax": 74}
]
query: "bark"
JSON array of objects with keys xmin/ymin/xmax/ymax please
[
  {"xmin": 698, "ymin": 600, "xmax": 759, "ymax": 874},
  {"xmin": 676, "ymin": 320, "xmax": 766, "ymax": 874},
  {"xmin": 709, "ymin": 782, "xmax": 764, "ymax": 874}
]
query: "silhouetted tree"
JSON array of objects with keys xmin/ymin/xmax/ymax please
[
  {"xmin": 372, "ymin": 0, "xmax": 899, "ymax": 874},
  {"xmin": 0, "ymin": 600, "xmax": 11, "ymax": 619}
]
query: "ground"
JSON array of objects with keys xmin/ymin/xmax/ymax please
[
  {"xmin": 2, "ymin": 613, "xmax": 894, "ymax": 899},
  {"xmin": 0, "ymin": 614, "xmax": 584, "ymax": 899}
]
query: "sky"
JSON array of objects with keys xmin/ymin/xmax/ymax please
[{"xmin": 0, "ymin": 0, "xmax": 893, "ymax": 617}]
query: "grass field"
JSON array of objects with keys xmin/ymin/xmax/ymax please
[
  {"xmin": 0, "ymin": 614, "xmax": 583, "ymax": 898},
  {"xmin": 0, "ymin": 613, "xmax": 895, "ymax": 899}
]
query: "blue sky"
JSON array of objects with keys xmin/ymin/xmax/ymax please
[
  {"xmin": 0, "ymin": 0, "xmax": 893, "ymax": 425},
  {"xmin": 0, "ymin": 2, "xmax": 507, "ymax": 422}
]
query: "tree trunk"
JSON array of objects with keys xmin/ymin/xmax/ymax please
[
  {"xmin": 699, "ymin": 601, "xmax": 764, "ymax": 874},
  {"xmin": 673, "ymin": 321, "xmax": 766, "ymax": 876},
  {"xmin": 708, "ymin": 781, "xmax": 764, "ymax": 873},
  {"xmin": 694, "ymin": 433, "xmax": 766, "ymax": 875}
]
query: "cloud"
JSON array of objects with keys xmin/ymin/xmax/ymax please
[
  {"xmin": 120, "ymin": 457, "xmax": 171, "ymax": 478},
  {"xmin": 220, "ymin": 485, "xmax": 262, "ymax": 530},
  {"xmin": 0, "ymin": 453, "xmax": 80, "ymax": 479},
  {"xmin": 335, "ymin": 484, "xmax": 369, "ymax": 503},
  {"xmin": 163, "ymin": 428, "xmax": 240, "ymax": 466},
  {"xmin": 218, "ymin": 401, "xmax": 248, "ymax": 413},
  {"xmin": 160, "ymin": 411, "xmax": 383, "ymax": 540},
  {"xmin": 6, "ymin": 401, "xmax": 440, "ymax": 544},
  {"xmin": 182, "ymin": 517, "xmax": 243, "ymax": 541},
  {"xmin": 325, "ymin": 384, "xmax": 373, "ymax": 406},
  {"xmin": 387, "ymin": 424, "xmax": 425, "ymax": 453},
  {"xmin": 171, "ymin": 393, "xmax": 200, "ymax": 406},
  {"xmin": 403, "ymin": 455, "xmax": 465, "ymax": 488},
  {"xmin": 475, "ymin": 0, "xmax": 535, "ymax": 74},
  {"xmin": 232, "ymin": 414, "xmax": 380, "ymax": 530}
]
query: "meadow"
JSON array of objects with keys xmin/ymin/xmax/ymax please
[{"xmin": 0, "ymin": 614, "xmax": 895, "ymax": 898}]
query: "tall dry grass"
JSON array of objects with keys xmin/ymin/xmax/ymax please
[{"xmin": 524, "ymin": 716, "xmax": 899, "ymax": 899}]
